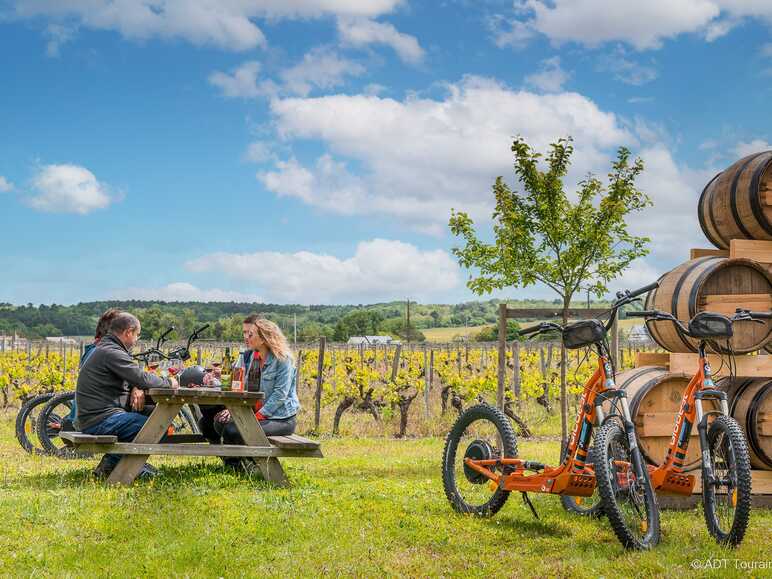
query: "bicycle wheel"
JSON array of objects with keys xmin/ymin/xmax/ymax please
[
  {"xmin": 593, "ymin": 421, "xmax": 660, "ymax": 550},
  {"xmin": 702, "ymin": 415, "xmax": 752, "ymax": 546},
  {"xmin": 36, "ymin": 391, "xmax": 89, "ymax": 459},
  {"xmin": 15, "ymin": 392, "xmax": 55, "ymax": 454},
  {"xmin": 560, "ymin": 441, "xmax": 604, "ymax": 518},
  {"xmin": 442, "ymin": 403, "xmax": 517, "ymax": 517}
]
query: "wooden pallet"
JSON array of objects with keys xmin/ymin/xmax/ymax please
[
  {"xmin": 635, "ymin": 352, "xmax": 772, "ymax": 378},
  {"xmin": 730, "ymin": 239, "xmax": 772, "ymax": 264},
  {"xmin": 691, "ymin": 240, "xmax": 772, "ymax": 263}
]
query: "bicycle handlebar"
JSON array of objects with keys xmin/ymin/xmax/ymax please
[
  {"xmin": 627, "ymin": 281, "xmax": 659, "ymax": 300},
  {"xmin": 626, "ymin": 307, "xmax": 771, "ymax": 338},
  {"xmin": 626, "ymin": 310, "xmax": 658, "ymax": 318}
]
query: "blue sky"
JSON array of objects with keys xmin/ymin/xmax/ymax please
[{"xmin": 1, "ymin": 0, "xmax": 771, "ymax": 306}]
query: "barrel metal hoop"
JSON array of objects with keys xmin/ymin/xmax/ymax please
[
  {"xmin": 645, "ymin": 274, "xmax": 669, "ymax": 347},
  {"xmin": 728, "ymin": 377, "xmax": 754, "ymax": 418},
  {"xmin": 672, "ymin": 257, "xmax": 718, "ymax": 352},
  {"xmin": 628, "ymin": 373, "xmax": 673, "ymax": 466},
  {"xmin": 730, "ymin": 154, "xmax": 760, "ymax": 239},
  {"xmin": 746, "ymin": 382, "xmax": 772, "ymax": 468},
  {"xmin": 749, "ymin": 153, "xmax": 772, "ymax": 236},
  {"xmin": 698, "ymin": 171, "xmax": 723, "ymax": 248},
  {"xmin": 707, "ymin": 174, "xmax": 731, "ymax": 249}
]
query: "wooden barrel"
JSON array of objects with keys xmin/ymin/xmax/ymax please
[
  {"xmin": 618, "ymin": 367, "xmax": 718, "ymax": 470},
  {"xmin": 721, "ymin": 378, "xmax": 772, "ymax": 470},
  {"xmin": 698, "ymin": 151, "xmax": 772, "ymax": 249},
  {"xmin": 644, "ymin": 256, "xmax": 772, "ymax": 354}
]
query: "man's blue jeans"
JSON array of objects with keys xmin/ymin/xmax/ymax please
[{"xmin": 82, "ymin": 411, "xmax": 148, "ymax": 471}]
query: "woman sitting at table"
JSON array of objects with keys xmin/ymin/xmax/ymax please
[{"xmin": 198, "ymin": 315, "xmax": 300, "ymax": 446}]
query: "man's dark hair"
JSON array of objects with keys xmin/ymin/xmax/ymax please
[
  {"xmin": 95, "ymin": 308, "xmax": 121, "ymax": 340},
  {"xmin": 109, "ymin": 312, "xmax": 140, "ymax": 335},
  {"xmin": 243, "ymin": 314, "xmax": 265, "ymax": 325}
]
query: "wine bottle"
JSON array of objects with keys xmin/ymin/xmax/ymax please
[{"xmin": 221, "ymin": 347, "xmax": 232, "ymax": 391}]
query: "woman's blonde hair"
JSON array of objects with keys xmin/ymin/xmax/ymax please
[{"xmin": 243, "ymin": 315, "xmax": 294, "ymax": 362}]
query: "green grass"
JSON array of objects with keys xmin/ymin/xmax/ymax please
[{"xmin": 1, "ymin": 417, "xmax": 770, "ymax": 578}]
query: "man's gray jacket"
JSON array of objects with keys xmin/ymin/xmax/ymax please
[{"xmin": 75, "ymin": 334, "xmax": 170, "ymax": 431}]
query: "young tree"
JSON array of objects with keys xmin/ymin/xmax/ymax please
[{"xmin": 449, "ymin": 137, "xmax": 651, "ymax": 450}]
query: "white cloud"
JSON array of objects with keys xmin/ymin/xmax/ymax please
[
  {"xmin": 490, "ymin": 16, "xmax": 535, "ymax": 49},
  {"xmin": 27, "ymin": 164, "xmax": 114, "ymax": 214},
  {"xmin": 734, "ymin": 139, "xmax": 772, "ymax": 158},
  {"xmin": 597, "ymin": 48, "xmax": 658, "ymax": 85},
  {"xmin": 44, "ymin": 23, "xmax": 76, "ymax": 56},
  {"xmin": 279, "ymin": 47, "xmax": 365, "ymax": 97},
  {"xmin": 629, "ymin": 144, "xmax": 716, "ymax": 252},
  {"xmin": 703, "ymin": 17, "xmax": 740, "ymax": 41},
  {"xmin": 493, "ymin": 0, "xmax": 772, "ymax": 51},
  {"xmin": 0, "ymin": 176, "xmax": 14, "ymax": 192},
  {"xmin": 525, "ymin": 56, "xmax": 570, "ymax": 92},
  {"xmin": 210, "ymin": 49, "xmax": 364, "ymax": 100},
  {"xmin": 243, "ymin": 141, "xmax": 275, "ymax": 164},
  {"xmin": 110, "ymin": 282, "xmax": 264, "ymax": 303},
  {"xmin": 12, "ymin": 1, "xmax": 404, "ymax": 52},
  {"xmin": 208, "ymin": 61, "xmax": 263, "ymax": 99},
  {"xmin": 337, "ymin": 17, "xmax": 424, "ymax": 64},
  {"xmin": 263, "ymin": 76, "xmax": 632, "ymax": 230},
  {"xmin": 185, "ymin": 238, "xmax": 461, "ymax": 303},
  {"xmin": 607, "ymin": 258, "xmax": 663, "ymax": 294}
]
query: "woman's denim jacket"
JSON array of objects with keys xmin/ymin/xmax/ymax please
[{"xmin": 242, "ymin": 350, "xmax": 300, "ymax": 419}]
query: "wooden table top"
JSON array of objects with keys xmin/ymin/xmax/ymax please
[{"xmin": 148, "ymin": 387, "xmax": 265, "ymax": 400}]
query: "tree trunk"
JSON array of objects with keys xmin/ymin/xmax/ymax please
[
  {"xmin": 503, "ymin": 400, "xmax": 532, "ymax": 438},
  {"xmin": 396, "ymin": 390, "xmax": 418, "ymax": 438},
  {"xmin": 441, "ymin": 385, "xmax": 452, "ymax": 415},
  {"xmin": 333, "ymin": 396, "xmax": 355, "ymax": 435},
  {"xmin": 560, "ymin": 298, "xmax": 570, "ymax": 454}
]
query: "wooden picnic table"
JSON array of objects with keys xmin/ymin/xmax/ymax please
[{"xmin": 60, "ymin": 387, "xmax": 321, "ymax": 486}]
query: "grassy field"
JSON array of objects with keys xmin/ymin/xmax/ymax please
[
  {"xmin": 422, "ymin": 325, "xmax": 489, "ymax": 342},
  {"xmin": 1, "ymin": 416, "xmax": 770, "ymax": 577}
]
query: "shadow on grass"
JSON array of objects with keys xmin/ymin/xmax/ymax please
[
  {"xmin": 13, "ymin": 459, "xmax": 302, "ymax": 491},
  {"xmin": 483, "ymin": 514, "xmax": 574, "ymax": 539}
]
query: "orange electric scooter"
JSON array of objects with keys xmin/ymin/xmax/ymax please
[
  {"xmin": 442, "ymin": 283, "xmax": 661, "ymax": 550},
  {"xmin": 627, "ymin": 308, "xmax": 768, "ymax": 546}
]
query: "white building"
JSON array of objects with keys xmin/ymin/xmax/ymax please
[
  {"xmin": 626, "ymin": 324, "xmax": 654, "ymax": 345},
  {"xmin": 347, "ymin": 335, "xmax": 399, "ymax": 345}
]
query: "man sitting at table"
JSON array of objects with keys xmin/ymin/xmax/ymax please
[{"xmin": 75, "ymin": 312, "xmax": 178, "ymax": 479}]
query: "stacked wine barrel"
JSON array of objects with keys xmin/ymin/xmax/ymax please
[{"xmin": 628, "ymin": 151, "xmax": 772, "ymax": 473}]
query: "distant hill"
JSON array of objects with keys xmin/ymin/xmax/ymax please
[{"xmin": 0, "ymin": 298, "xmax": 612, "ymax": 342}]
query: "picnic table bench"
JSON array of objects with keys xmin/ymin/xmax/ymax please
[{"xmin": 61, "ymin": 387, "xmax": 322, "ymax": 486}]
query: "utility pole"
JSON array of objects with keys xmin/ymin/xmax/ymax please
[{"xmin": 293, "ymin": 313, "xmax": 297, "ymax": 346}]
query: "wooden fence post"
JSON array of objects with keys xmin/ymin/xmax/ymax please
[
  {"xmin": 423, "ymin": 345, "xmax": 430, "ymax": 418},
  {"xmin": 62, "ymin": 341, "xmax": 68, "ymax": 386},
  {"xmin": 314, "ymin": 337, "xmax": 326, "ymax": 432},
  {"xmin": 497, "ymin": 303, "xmax": 507, "ymax": 410},
  {"xmin": 512, "ymin": 341, "xmax": 521, "ymax": 409},
  {"xmin": 296, "ymin": 350, "xmax": 304, "ymax": 389},
  {"xmin": 429, "ymin": 349, "xmax": 434, "ymax": 390},
  {"xmin": 390, "ymin": 344, "xmax": 402, "ymax": 382}
]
